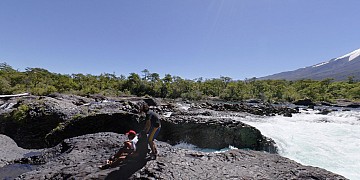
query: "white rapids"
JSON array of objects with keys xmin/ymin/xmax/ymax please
[
  {"xmin": 238, "ymin": 109, "xmax": 360, "ymax": 180},
  {"xmin": 172, "ymin": 103, "xmax": 360, "ymax": 179}
]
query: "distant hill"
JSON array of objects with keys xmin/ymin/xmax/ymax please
[{"xmin": 259, "ymin": 48, "xmax": 360, "ymax": 81}]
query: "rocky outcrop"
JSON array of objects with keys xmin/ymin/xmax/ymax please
[
  {"xmin": 189, "ymin": 101, "xmax": 298, "ymax": 117},
  {"xmin": 0, "ymin": 94, "xmax": 293, "ymax": 151},
  {"xmin": 333, "ymin": 99, "xmax": 360, "ymax": 108},
  {"xmin": 0, "ymin": 134, "xmax": 42, "ymax": 180},
  {"xmin": 296, "ymin": 99, "xmax": 360, "ymax": 109},
  {"xmin": 0, "ymin": 94, "xmax": 347, "ymax": 179},
  {"xmin": 0, "ymin": 135, "xmax": 39, "ymax": 168},
  {"xmin": 293, "ymin": 98, "xmax": 315, "ymax": 107},
  {"xmin": 0, "ymin": 94, "xmax": 144, "ymax": 148},
  {"xmin": 44, "ymin": 112, "xmax": 140, "ymax": 147},
  {"xmin": 14, "ymin": 132, "xmax": 346, "ymax": 180},
  {"xmin": 159, "ymin": 115, "xmax": 276, "ymax": 153}
]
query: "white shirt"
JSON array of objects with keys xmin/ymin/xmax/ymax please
[{"xmin": 130, "ymin": 135, "xmax": 138, "ymax": 151}]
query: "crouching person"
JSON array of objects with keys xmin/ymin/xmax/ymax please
[{"xmin": 99, "ymin": 130, "xmax": 138, "ymax": 169}]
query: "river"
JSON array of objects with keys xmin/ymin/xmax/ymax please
[
  {"xmin": 239, "ymin": 108, "xmax": 360, "ymax": 180},
  {"xmin": 174, "ymin": 105, "xmax": 360, "ymax": 179}
]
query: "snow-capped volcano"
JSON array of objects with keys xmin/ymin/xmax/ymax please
[
  {"xmin": 313, "ymin": 48, "xmax": 360, "ymax": 68},
  {"xmin": 259, "ymin": 48, "xmax": 360, "ymax": 81},
  {"xmin": 334, "ymin": 48, "xmax": 360, "ymax": 62}
]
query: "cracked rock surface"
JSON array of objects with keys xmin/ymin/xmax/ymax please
[{"xmin": 16, "ymin": 132, "xmax": 346, "ymax": 180}]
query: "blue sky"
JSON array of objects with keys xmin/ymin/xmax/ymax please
[{"xmin": 1, "ymin": 0, "xmax": 359, "ymax": 80}]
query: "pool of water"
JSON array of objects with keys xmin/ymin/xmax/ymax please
[{"xmin": 0, "ymin": 163, "xmax": 38, "ymax": 180}]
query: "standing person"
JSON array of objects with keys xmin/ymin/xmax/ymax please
[{"xmin": 141, "ymin": 103, "xmax": 161, "ymax": 159}]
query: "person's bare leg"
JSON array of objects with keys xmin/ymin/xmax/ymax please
[
  {"xmin": 149, "ymin": 141, "xmax": 154, "ymax": 154},
  {"xmin": 149, "ymin": 141, "xmax": 157, "ymax": 159},
  {"xmin": 153, "ymin": 142, "xmax": 157, "ymax": 154},
  {"xmin": 109, "ymin": 156, "xmax": 126, "ymax": 167},
  {"xmin": 112, "ymin": 147, "xmax": 125, "ymax": 159}
]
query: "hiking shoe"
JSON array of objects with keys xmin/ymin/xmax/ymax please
[
  {"xmin": 99, "ymin": 164, "xmax": 110, "ymax": 170},
  {"xmin": 150, "ymin": 153, "xmax": 157, "ymax": 160}
]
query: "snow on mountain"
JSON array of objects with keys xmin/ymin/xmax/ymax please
[
  {"xmin": 312, "ymin": 61, "xmax": 329, "ymax": 68},
  {"xmin": 312, "ymin": 48, "xmax": 360, "ymax": 68},
  {"xmin": 334, "ymin": 48, "xmax": 360, "ymax": 61},
  {"xmin": 259, "ymin": 48, "xmax": 360, "ymax": 81}
]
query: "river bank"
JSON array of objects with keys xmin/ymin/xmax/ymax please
[{"xmin": 0, "ymin": 94, "xmax": 349, "ymax": 179}]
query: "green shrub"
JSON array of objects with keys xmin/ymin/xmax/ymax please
[{"xmin": 12, "ymin": 104, "xmax": 30, "ymax": 123}]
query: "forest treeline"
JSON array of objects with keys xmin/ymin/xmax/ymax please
[{"xmin": 1, "ymin": 63, "xmax": 359, "ymax": 102}]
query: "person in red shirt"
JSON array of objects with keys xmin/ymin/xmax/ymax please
[{"xmin": 99, "ymin": 130, "xmax": 138, "ymax": 169}]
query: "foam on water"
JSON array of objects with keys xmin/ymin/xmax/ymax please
[
  {"xmin": 239, "ymin": 109, "xmax": 360, "ymax": 180},
  {"xmin": 174, "ymin": 142, "xmax": 238, "ymax": 153},
  {"xmin": 176, "ymin": 103, "xmax": 191, "ymax": 111}
]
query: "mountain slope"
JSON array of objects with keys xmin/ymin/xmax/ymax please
[{"xmin": 260, "ymin": 48, "xmax": 360, "ymax": 81}]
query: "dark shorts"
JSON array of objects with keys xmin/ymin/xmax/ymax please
[{"xmin": 148, "ymin": 126, "xmax": 161, "ymax": 142}]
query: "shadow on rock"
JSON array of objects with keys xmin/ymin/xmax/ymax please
[
  {"xmin": 105, "ymin": 130, "xmax": 150, "ymax": 180},
  {"xmin": 105, "ymin": 158, "xmax": 149, "ymax": 180}
]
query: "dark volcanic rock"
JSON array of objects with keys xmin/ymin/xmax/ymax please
[
  {"xmin": 334, "ymin": 99, "xmax": 360, "ymax": 108},
  {"xmin": 16, "ymin": 132, "xmax": 346, "ymax": 180},
  {"xmin": 159, "ymin": 115, "xmax": 276, "ymax": 153},
  {"xmin": 0, "ymin": 135, "xmax": 38, "ymax": 168},
  {"xmin": 44, "ymin": 112, "xmax": 140, "ymax": 147},
  {"xmin": 0, "ymin": 94, "xmax": 285, "ymax": 152},
  {"xmin": 2, "ymin": 94, "xmax": 326, "ymax": 179},
  {"xmin": 0, "ymin": 95, "xmax": 145, "ymax": 148},
  {"xmin": 189, "ymin": 101, "xmax": 299, "ymax": 117},
  {"xmin": 293, "ymin": 98, "xmax": 315, "ymax": 106}
]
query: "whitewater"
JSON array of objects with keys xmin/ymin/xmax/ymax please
[
  {"xmin": 238, "ymin": 108, "xmax": 360, "ymax": 180},
  {"xmin": 174, "ymin": 105, "xmax": 360, "ymax": 179}
]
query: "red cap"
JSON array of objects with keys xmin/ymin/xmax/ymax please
[{"xmin": 126, "ymin": 130, "xmax": 136, "ymax": 135}]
